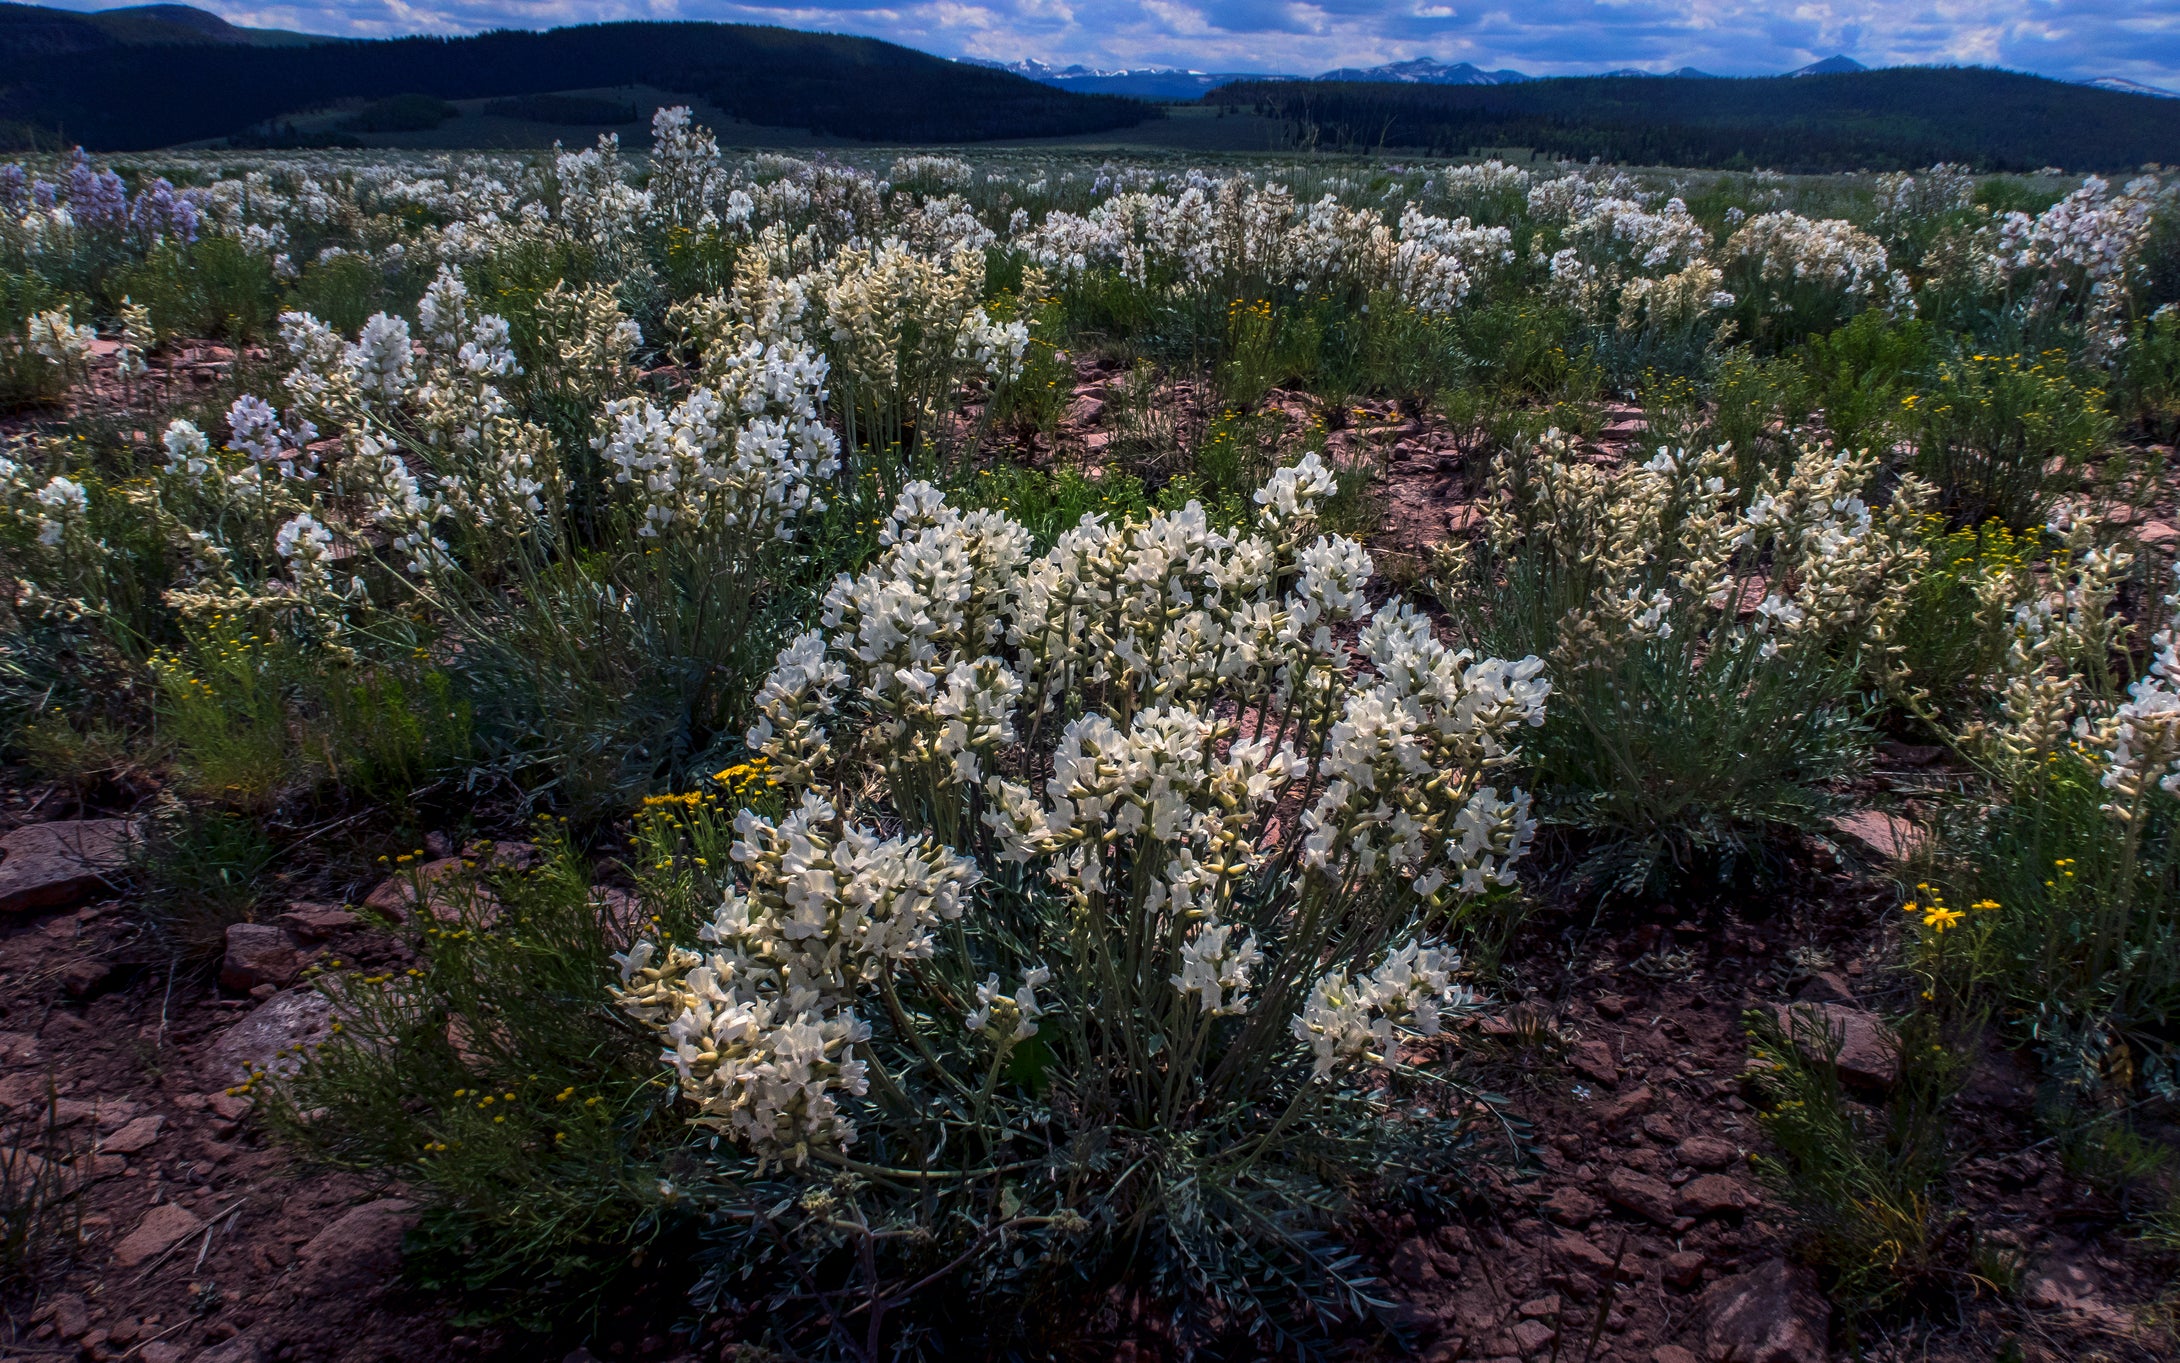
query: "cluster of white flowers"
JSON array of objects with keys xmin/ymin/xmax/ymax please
[
  {"xmin": 1724, "ymin": 211, "xmax": 1906, "ymax": 309},
  {"xmin": 1292, "ymin": 942, "xmax": 1478, "ymax": 1079},
  {"xmin": 593, "ymin": 340, "xmax": 839, "ymax": 541},
  {"xmin": 611, "ymin": 792, "xmax": 980, "ymax": 1165},
  {"xmin": 1018, "ymin": 178, "xmax": 1501, "ymax": 316},
  {"xmin": 1489, "ymin": 431, "xmax": 1929, "ymax": 673}
]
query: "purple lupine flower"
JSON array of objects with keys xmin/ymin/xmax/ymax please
[
  {"xmin": 0, "ymin": 165, "xmax": 24, "ymax": 214},
  {"xmin": 129, "ymin": 177, "xmax": 199, "ymax": 245},
  {"xmin": 64, "ymin": 148, "xmax": 128, "ymax": 236},
  {"xmin": 31, "ymin": 181, "xmax": 56, "ymax": 209}
]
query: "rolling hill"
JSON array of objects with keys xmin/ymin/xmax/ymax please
[
  {"xmin": 1213, "ymin": 65, "xmax": 2180, "ymax": 172},
  {"xmin": 0, "ymin": 15, "xmax": 1153, "ymax": 149}
]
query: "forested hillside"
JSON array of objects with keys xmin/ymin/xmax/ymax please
[
  {"xmin": 0, "ymin": 18, "xmax": 1153, "ymax": 149},
  {"xmin": 1216, "ymin": 66, "xmax": 2180, "ymax": 170}
]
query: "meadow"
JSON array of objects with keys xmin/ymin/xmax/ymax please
[{"xmin": 1, "ymin": 119, "xmax": 2178, "ymax": 1362}]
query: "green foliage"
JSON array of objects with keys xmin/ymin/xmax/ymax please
[
  {"xmin": 1747, "ymin": 1005, "xmax": 1978, "ymax": 1317},
  {"xmin": 135, "ymin": 804, "xmax": 279, "ymax": 960},
  {"xmin": 2114, "ymin": 306, "xmax": 2180, "ymax": 444},
  {"xmin": 150, "ymin": 618, "xmax": 304, "ymax": 812},
  {"xmin": 1885, "ymin": 518, "xmax": 2033, "ymax": 723},
  {"xmin": 114, "ymin": 235, "xmax": 281, "ymax": 342},
  {"xmin": 953, "ymin": 461, "xmax": 1149, "ymax": 550},
  {"xmin": 1800, "ymin": 311, "xmax": 1935, "ymax": 459},
  {"xmin": 0, "ymin": 1084, "xmax": 84, "ymax": 1288},
  {"xmin": 289, "ymin": 251, "xmax": 389, "ymax": 335},
  {"xmin": 1904, "ymin": 350, "xmax": 2112, "ymax": 530},
  {"xmin": 266, "ymin": 834, "xmax": 699, "ymax": 1331},
  {"xmin": 1931, "ymin": 749, "xmax": 2180, "ymax": 1101}
]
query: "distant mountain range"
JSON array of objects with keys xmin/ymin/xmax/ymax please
[{"xmin": 975, "ymin": 49, "xmax": 2180, "ymax": 102}]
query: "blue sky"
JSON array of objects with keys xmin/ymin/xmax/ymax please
[{"xmin": 58, "ymin": 0, "xmax": 2180, "ymax": 86}]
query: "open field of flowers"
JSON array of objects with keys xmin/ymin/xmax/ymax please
[{"xmin": 2, "ymin": 115, "xmax": 2180, "ymax": 1363}]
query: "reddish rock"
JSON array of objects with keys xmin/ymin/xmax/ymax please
[
  {"xmin": 1675, "ymin": 1135, "xmax": 1740, "ymax": 1170},
  {"xmin": 292, "ymin": 1197, "xmax": 417, "ymax": 1296},
  {"xmin": 1509, "ymin": 1320, "xmax": 1556, "ymax": 1353},
  {"xmin": 48, "ymin": 1291, "xmax": 89, "ymax": 1339},
  {"xmin": 363, "ymin": 841, "xmax": 538, "ymax": 923},
  {"xmin": 1388, "ymin": 1236, "xmax": 1441, "ymax": 1284},
  {"xmin": 1551, "ymin": 1231, "xmax": 1638, "ymax": 1280},
  {"xmin": 1678, "ymin": 1174, "xmax": 1757, "ymax": 1218},
  {"xmin": 1830, "ymin": 808, "xmax": 1923, "ymax": 862},
  {"xmin": 1663, "ymin": 1250, "xmax": 1706, "ymax": 1288},
  {"xmin": 1594, "ymin": 994, "xmax": 1630, "ymax": 1020},
  {"xmin": 1652, "ymin": 1348, "xmax": 1700, "ymax": 1363},
  {"xmin": 1699, "ymin": 1258, "xmax": 1829, "ymax": 1363},
  {"xmin": 209, "ymin": 986, "xmax": 334, "ymax": 1084},
  {"xmin": 220, "ymin": 922, "xmax": 304, "ymax": 992},
  {"xmin": 1543, "ymin": 1185, "xmax": 1602, "ymax": 1227},
  {"xmin": 113, "ymin": 1202, "xmax": 204, "ymax": 1268},
  {"xmin": 275, "ymin": 903, "xmax": 358, "ymax": 939},
  {"xmin": 1604, "ymin": 1167, "xmax": 1684, "ymax": 1228},
  {"xmin": 1794, "ymin": 971, "xmax": 1858, "ymax": 1006},
  {"xmin": 102, "ymin": 1113, "xmax": 164, "ymax": 1155},
  {"xmin": 1770, "ymin": 1001, "xmax": 1900, "ymax": 1090},
  {"xmin": 208, "ymin": 1092, "xmax": 254, "ymax": 1122},
  {"xmin": 57, "ymin": 956, "xmax": 115, "ymax": 998},
  {"xmin": 1571, "ymin": 1039, "xmax": 1619, "ymax": 1086},
  {"xmin": 1596, "ymin": 1084, "xmax": 1655, "ymax": 1128},
  {"xmin": 0, "ymin": 819, "xmax": 135, "ymax": 913},
  {"xmin": 1640, "ymin": 1113, "xmax": 1680, "ymax": 1143}
]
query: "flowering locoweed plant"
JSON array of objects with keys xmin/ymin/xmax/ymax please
[
  {"xmin": 1447, "ymin": 431, "xmax": 1928, "ymax": 890},
  {"xmin": 611, "ymin": 454, "xmax": 1546, "ymax": 1350}
]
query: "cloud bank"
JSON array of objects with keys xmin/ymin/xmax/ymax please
[{"xmin": 49, "ymin": 0, "xmax": 2180, "ymax": 88}]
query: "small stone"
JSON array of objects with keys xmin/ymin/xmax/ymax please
[
  {"xmin": 1509, "ymin": 1320, "xmax": 1556, "ymax": 1353},
  {"xmin": 1699, "ymin": 1258, "xmax": 1829, "ymax": 1363},
  {"xmin": 209, "ymin": 987, "xmax": 334, "ymax": 1084},
  {"xmin": 1663, "ymin": 1251, "xmax": 1706, "ymax": 1288},
  {"xmin": 1675, "ymin": 1135, "xmax": 1739, "ymax": 1170},
  {"xmin": 1830, "ymin": 808, "xmax": 1923, "ymax": 862},
  {"xmin": 1542, "ymin": 1186, "xmax": 1602, "ymax": 1227},
  {"xmin": 0, "ymin": 819, "xmax": 135, "ymax": 913},
  {"xmin": 219, "ymin": 923, "xmax": 303, "ymax": 993},
  {"xmin": 1770, "ymin": 1001, "xmax": 1900, "ymax": 1090},
  {"xmin": 1388, "ymin": 1236, "xmax": 1440, "ymax": 1284},
  {"xmin": 141, "ymin": 1343, "xmax": 189, "ymax": 1363},
  {"xmin": 1517, "ymin": 1294, "xmax": 1560, "ymax": 1318},
  {"xmin": 275, "ymin": 904, "xmax": 358, "ymax": 940},
  {"xmin": 363, "ymin": 842, "xmax": 538, "ymax": 923},
  {"xmin": 50, "ymin": 1292, "xmax": 89, "ymax": 1339},
  {"xmin": 1652, "ymin": 1348, "xmax": 1700, "ymax": 1363},
  {"xmin": 1551, "ymin": 1232, "xmax": 1638, "ymax": 1280},
  {"xmin": 2025, "ymin": 1256, "xmax": 2101, "ymax": 1310},
  {"xmin": 1678, "ymin": 1174, "xmax": 1757, "ymax": 1218},
  {"xmin": 1640, "ymin": 1113, "xmax": 1679, "ymax": 1143},
  {"xmin": 292, "ymin": 1198, "xmax": 417, "ymax": 1296},
  {"xmin": 1594, "ymin": 994, "xmax": 1629, "ymax": 1020},
  {"xmin": 1596, "ymin": 1084, "xmax": 1654, "ymax": 1128},
  {"xmin": 207, "ymin": 1093, "xmax": 253, "ymax": 1122},
  {"xmin": 113, "ymin": 1203, "xmax": 204, "ymax": 1268},
  {"xmin": 57, "ymin": 957, "xmax": 115, "ymax": 999},
  {"xmin": 1795, "ymin": 972, "xmax": 1858, "ymax": 1006},
  {"xmin": 1604, "ymin": 1167, "xmax": 1683, "ymax": 1227},
  {"xmin": 1571, "ymin": 1040, "xmax": 1619, "ymax": 1086},
  {"xmin": 102, "ymin": 1114, "xmax": 164, "ymax": 1155},
  {"xmin": 2138, "ymin": 519, "xmax": 2179, "ymax": 548}
]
